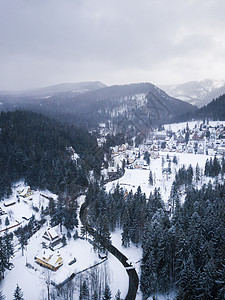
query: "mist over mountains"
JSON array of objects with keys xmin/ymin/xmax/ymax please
[
  {"xmin": 0, "ymin": 81, "xmax": 196, "ymax": 131},
  {"xmin": 0, "ymin": 79, "xmax": 224, "ymax": 137},
  {"xmin": 0, "ymin": 81, "xmax": 106, "ymax": 98},
  {"xmin": 160, "ymin": 79, "xmax": 225, "ymax": 107}
]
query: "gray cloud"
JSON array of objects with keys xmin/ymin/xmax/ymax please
[{"xmin": 0, "ymin": 0, "xmax": 225, "ymax": 90}]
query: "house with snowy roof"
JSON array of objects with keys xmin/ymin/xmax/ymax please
[
  {"xmin": 42, "ymin": 226, "xmax": 62, "ymax": 248},
  {"xmin": 35, "ymin": 249, "xmax": 63, "ymax": 271}
]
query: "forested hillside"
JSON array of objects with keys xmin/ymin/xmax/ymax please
[
  {"xmin": 0, "ymin": 110, "xmax": 103, "ymax": 199},
  {"xmin": 172, "ymin": 93, "xmax": 225, "ymax": 123},
  {"xmin": 0, "ymin": 82, "xmax": 196, "ymax": 133}
]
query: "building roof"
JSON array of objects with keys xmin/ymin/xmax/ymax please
[
  {"xmin": 42, "ymin": 226, "xmax": 61, "ymax": 242},
  {"xmin": 36, "ymin": 250, "xmax": 63, "ymax": 269}
]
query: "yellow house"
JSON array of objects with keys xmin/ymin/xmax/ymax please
[{"xmin": 35, "ymin": 250, "xmax": 63, "ymax": 271}]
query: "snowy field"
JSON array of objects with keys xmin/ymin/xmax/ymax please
[{"xmin": 106, "ymin": 151, "xmax": 212, "ymax": 206}]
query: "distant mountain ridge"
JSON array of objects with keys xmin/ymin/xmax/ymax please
[
  {"xmin": 0, "ymin": 81, "xmax": 106, "ymax": 98},
  {"xmin": 160, "ymin": 79, "xmax": 225, "ymax": 107},
  {"xmin": 0, "ymin": 81, "xmax": 196, "ymax": 141}
]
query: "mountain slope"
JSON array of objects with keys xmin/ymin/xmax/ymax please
[
  {"xmin": 160, "ymin": 79, "xmax": 225, "ymax": 107},
  {"xmin": 195, "ymin": 93, "xmax": 225, "ymax": 120},
  {"xmin": 171, "ymin": 93, "xmax": 225, "ymax": 123},
  {"xmin": 23, "ymin": 82, "xmax": 195, "ymax": 127},
  {"xmin": 0, "ymin": 110, "xmax": 103, "ymax": 198},
  {"xmin": 0, "ymin": 82, "xmax": 196, "ymax": 144}
]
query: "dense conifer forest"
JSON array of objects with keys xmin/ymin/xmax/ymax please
[
  {"xmin": 0, "ymin": 110, "xmax": 103, "ymax": 199},
  {"xmin": 172, "ymin": 93, "xmax": 225, "ymax": 124},
  {"xmin": 84, "ymin": 158, "xmax": 225, "ymax": 299}
]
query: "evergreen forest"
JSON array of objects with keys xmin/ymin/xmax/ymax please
[
  {"xmin": 84, "ymin": 158, "xmax": 225, "ymax": 299},
  {"xmin": 0, "ymin": 110, "xmax": 103, "ymax": 199}
]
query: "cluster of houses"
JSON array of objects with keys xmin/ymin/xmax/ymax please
[
  {"xmin": 0, "ymin": 187, "xmax": 64, "ymax": 272},
  {"xmin": 35, "ymin": 226, "xmax": 63, "ymax": 271},
  {"xmin": 0, "ymin": 187, "xmax": 35, "ymax": 233},
  {"xmin": 105, "ymin": 122, "xmax": 225, "ymax": 178},
  {"xmin": 144, "ymin": 123, "xmax": 225, "ymax": 155}
]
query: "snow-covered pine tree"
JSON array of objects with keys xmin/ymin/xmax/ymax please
[
  {"xmin": 195, "ymin": 163, "xmax": 200, "ymax": 182},
  {"xmin": 0, "ymin": 290, "xmax": 5, "ymax": 300},
  {"xmin": 148, "ymin": 170, "xmax": 153, "ymax": 186},
  {"xmin": 3, "ymin": 231, "xmax": 14, "ymax": 266},
  {"xmin": 103, "ymin": 284, "xmax": 112, "ymax": 300},
  {"xmin": 0, "ymin": 237, "xmax": 7, "ymax": 280},
  {"xmin": 115, "ymin": 289, "xmax": 121, "ymax": 300},
  {"xmin": 13, "ymin": 285, "xmax": 24, "ymax": 300}
]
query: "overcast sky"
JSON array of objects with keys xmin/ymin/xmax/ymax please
[{"xmin": 0, "ymin": 0, "xmax": 225, "ymax": 90}]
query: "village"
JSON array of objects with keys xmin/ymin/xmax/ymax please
[{"xmin": 100, "ymin": 120, "xmax": 225, "ymax": 179}]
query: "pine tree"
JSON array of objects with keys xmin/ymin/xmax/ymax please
[
  {"xmin": 63, "ymin": 202, "xmax": 78, "ymax": 231},
  {"xmin": 3, "ymin": 231, "xmax": 14, "ymax": 265},
  {"xmin": 0, "ymin": 290, "xmax": 5, "ymax": 300},
  {"xmin": 141, "ymin": 209, "xmax": 171, "ymax": 297},
  {"xmin": 221, "ymin": 155, "xmax": 225, "ymax": 178},
  {"xmin": 195, "ymin": 163, "xmax": 200, "ymax": 182},
  {"xmin": 186, "ymin": 165, "xmax": 193, "ymax": 185},
  {"xmin": 61, "ymin": 234, "xmax": 67, "ymax": 246},
  {"xmin": 48, "ymin": 197, "xmax": 56, "ymax": 217},
  {"xmin": 173, "ymin": 155, "xmax": 178, "ymax": 165},
  {"xmin": 51, "ymin": 195, "xmax": 64, "ymax": 227},
  {"xmin": 213, "ymin": 156, "xmax": 221, "ymax": 177},
  {"xmin": 177, "ymin": 254, "xmax": 199, "ymax": 299},
  {"xmin": 148, "ymin": 171, "xmax": 153, "ymax": 186},
  {"xmin": 205, "ymin": 159, "xmax": 210, "ymax": 176},
  {"xmin": 5, "ymin": 217, "xmax": 9, "ymax": 227},
  {"xmin": 17, "ymin": 228, "xmax": 26, "ymax": 256},
  {"xmin": 79, "ymin": 280, "xmax": 89, "ymax": 300},
  {"xmin": 103, "ymin": 284, "xmax": 112, "ymax": 300},
  {"xmin": 115, "ymin": 289, "xmax": 121, "ymax": 300},
  {"xmin": 91, "ymin": 290, "xmax": 98, "ymax": 300},
  {"xmin": 121, "ymin": 224, "xmax": 130, "ymax": 247},
  {"xmin": 0, "ymin": 237, "xmax": 8, "ymax": 280},
  {"xmin": 161, "ymin": 156, "xmax": 165, "ymax": 168},
  {"xmin": 13, "ymin": 285, "xmax": 24, "ymax": 300}
]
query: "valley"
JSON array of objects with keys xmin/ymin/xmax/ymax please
[{"xmin": 0, "ymin": 117, "xmax": 224, "ymax": 299}]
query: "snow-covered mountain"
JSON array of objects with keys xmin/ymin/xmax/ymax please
[{"xmin": 160, "ymin": 79, "xmax": 225, "ymax": 107}]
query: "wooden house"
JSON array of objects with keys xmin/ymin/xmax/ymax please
[
  {"xmin": 35, "ymin": 250, "xmax": 63, "ymax": 271},
  {"xmin": 42, "ymin": 226, "xmax": 62, "ymax": 247}
]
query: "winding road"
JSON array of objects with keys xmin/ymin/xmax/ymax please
[{"xmin": 79, "ymin": 202, "xmax": 139, "ymax": 300}]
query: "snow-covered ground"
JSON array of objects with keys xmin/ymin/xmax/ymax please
[
  {"xmin": 164, "ymin": 120, "xmax": 225, "ymax": 132},
  {"xmin": 106, "ymin": 151, "xmax": 211, "ymax": 205},
  {"xmin": 0, "ymin": 191, "xmax": 129, "ymax": 299},
  {"xmin": 0, "ymin": 181, "xmax": 56, "ymax": 233},
  {"xmin": 0, "ymin": 119, "xmax": 224, "ymax": 299}
]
